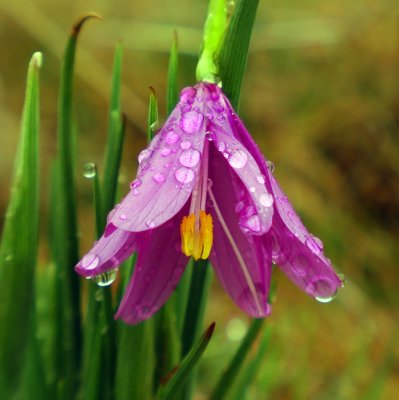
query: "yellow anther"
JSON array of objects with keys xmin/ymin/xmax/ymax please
[{"xmin": 180, "ymin": 212, "xmax": 213, "ymax": 260}]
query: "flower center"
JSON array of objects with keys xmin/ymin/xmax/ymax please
[{"xmin": 180, "ymin": 140, "xmax": 213, "ymax": 260}]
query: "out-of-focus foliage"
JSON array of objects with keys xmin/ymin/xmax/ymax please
[{"xmin": 0, "ymin": 0, "xmax": 398, "ymax": 399}]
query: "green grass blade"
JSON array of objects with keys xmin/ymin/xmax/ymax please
[
  {"xmin": 233, "ymin": 324, "xmax": 272, "ymax": 400},
  {"xmin": 147, "ymin": 86, "xmax": 159, "ymax": 142},
  {"xmin": 167, "ymin": 31, "xmax": 179, "ymax": 114},
  {"xmin": 175, "ymin": 259, "xmax": 193, "ymax": 335},
  {"xmin": 217, "ymin": 0, "xmax": 259, "ymax": 109},
  {"xmin": 115, "ymin": 320, "xmax": 155, "ymax": 400},
  {"xmin": 180, "ymin": 260, "xmax": 212, "ymax": 399},
  {"xmin": 0, "ymin": 52, "xmax": 41, "ymax": 397},
  {"xmin": 210, "ymin": 319, "xmax": 264, "ymax": 400},
  {"xmin": 51, "ymin": 14, "xmax": 101, "ymax": 399},
  {"xmin": 102, "ymin": 43, "xmax": 124, "ymax": 217},
  {"xmin": 158, "ymin": 323, "xmax": 215, "ymax": 400}
]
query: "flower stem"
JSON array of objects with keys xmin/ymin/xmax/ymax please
[{"xmin": 196, "ymin": 0, "xmax": 227, "ymax": 83}]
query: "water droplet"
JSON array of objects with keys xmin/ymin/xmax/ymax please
[
  {"xmin": 180, "ymin": 111, "xmax": 204, "ymax": 133},
  {"xmin": 337, "ymin": 273, "xmax": 346, "ymax": 287},
  {"xmin": 244, "ymin": 215, "xmax": 261, "ymax": 232},
  {"xmin": 91, "ymin": 268, "xmax": 118, "ymax": 287},
  {"xmin": 228, "ymin": 149, "xmax": 248, "ymax": 169},
  {"xmin": 235, "ymin": 201, "xmax": 245, "ymax": 213},
  {"xmin": 146, "ymin": 220, "xmax": 155, "ymax": 228},
  {"xmin": 180, "ymin": 140, "xmax": 192, "ymax": 149},
  {"xmin": 160, "ymin": 148, "xmax": 171, "ymax": 157},
  {"xmin": 164, "ymin": 163, "xmax": 170, "ymax": 169},
  {"xmin": 267, "ymin": 161, "xmax": 275, "ymax": 173},
  {"xmin": 119, "ymin": 214, "xmax": 127, "ymax": 221},
  {"xmin": 179, "ymin": 86, "xmax": 196, "ymax": 102},
  {"xmin": 305, "ymin": 236, "xmax": 323, "ymax": 255},
  {"xmin": 249, "ymin": 186, "xmax": 256, "ymax": 193},
  {"xmin": 179, "ymin": 149, "xmax": 201, "ymax": 168},
  {"xmin": 256, "ymin": 174, "xmax": 265, "ymax": 184},
  {"xmin": 153, "ymin": 172, "xmax": 166, "ymax": 183},
  {"xmin": 307, "ymin": 277, "xmax": 337, "ymax": 302},
  {"xmin": 133, "ymin": 189, "xmax": 140, "ymax": 195},
  {"xmin": 259, "ymin": 192, "xmax": 274, "ymax": 207},
  {"xmin": 130, "ymin": 179, "xmax": 142, "ymax": 190},
  {"xmin": 81, "ymin": 253, "xmax": 100, "ymax": 270},
  {"xmin": 138, "ymin": 149, "xmax": 151, "ymax": 163},
  {"xmin": 175, "ymin": 167, "xmax": 195, "ymax": 184},
  {"xmin": 83, "ymin": 163, "xmax": 96, "ymax": 179},
  {"xmin": 165, "ymin": 131, "xmax": 180, "ymax": 144},
  {"xmin": 218, "ymin": 141, "xmax": 226, "ymax": 152}
]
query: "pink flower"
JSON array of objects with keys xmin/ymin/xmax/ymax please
[{"xmin": 75, "ymin": 82, "xmax": 342, "ymax": 324}]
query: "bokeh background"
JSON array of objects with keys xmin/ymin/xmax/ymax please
[{"xmin": 0, "ymin": 0, "xmax": 398, "ymax": 398}]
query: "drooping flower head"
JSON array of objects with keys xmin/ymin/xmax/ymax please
[{"xmin": 75, "ymin": 82, "xmax": 343, "ymax": 324}]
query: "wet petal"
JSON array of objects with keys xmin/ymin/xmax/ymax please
[
  {"xmin": 109, "ymin": 86, "xmax": 207, "ymax": 232},
  {"xmin": 75, "ymin": 223, "xmax": 137, "ymax": 278},
  {"xmin": 208, "ymin": 147, "xmax": 271, "ymax": 317},
  {"xmin": 208, "ymin": 120, "xmax": 274, "ymax": 235},
  {"xmin": 115, "ymin": 208, "xmax": 190, "ymax": 324},
  {"xmin": 268, "ymin": 172, "xmax": 342, "ymax": 300}
]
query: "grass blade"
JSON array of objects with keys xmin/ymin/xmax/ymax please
[
  {"xmin": 0, "ymin": 52, "xmax": 41, "ymax": 397},
  {"xmin": 102, "ymin": 42, "xmax": 124, "ymax": 218},
  {"xmin": 210, "ymin": 319, "xmax": 264, "ymax": 400},
  {"xmin": 167, "ymin": 31, "xmax": 179, "ymax": 115},
  {"xmin": 218, "ymin": 0, "xmax": 259, "ymax": 109},
  {"xmin": 159, "ymin": 323, "xmax": 215, "ymax": 400},
  {"xmin": 147, "ymin": 86, "xmax": 159, "ymax": 142},
  {"xmin": 51, "ymin": 14, "xmax": 101, "ymax": 399}
]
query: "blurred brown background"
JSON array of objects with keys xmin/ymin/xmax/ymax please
[{"xmin": 0, "ymin": 0, "xmax": 398, "ymax": 398}]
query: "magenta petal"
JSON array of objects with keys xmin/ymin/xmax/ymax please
[
  {"xmin": 75, "ymin": 224, "xmax": 137, "ymax": 278},
  {"xmin": 115, "ymin": 207, "xmax": 189, "ymax": 324},
  {"xmin": 208, "ymin": 121, "xmax": 273, "ymax": 235},
  {"xmin": 109, "ymin": 87, "xmax": 207, "ymax": 232},
  {"xmin": 268, "ymin": 172, "xmax": 342, "ymax": 300},
  {"xmin": 208, "ymin": 146, "xmax": 271, "ymax": 317}
]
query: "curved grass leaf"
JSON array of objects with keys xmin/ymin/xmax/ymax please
[
  {"xmin": 218, "ymin": 0, "xmax": 259, "ymax": 110},
  {"xmin": 0, "ymin": 52, "xmax": 41, "ymax": 398},
  {"xmin": 147, "ymin": 86, "xmax": 159, "ymax": 142},
  {"xmin": 159, "ymin": 323, "xmax": 215, "ymax": 400},
  {"xmin": 51, "ymin": 14, "xmax": 101, "ymax": 399},
  {"xmin": 210, "ymin": 319, "xmax": 264, "ymax": 400}
]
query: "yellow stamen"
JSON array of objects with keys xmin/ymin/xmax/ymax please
[{"xmin": 180, "ymin": 212, "xmax": 213, "ymax": 260}]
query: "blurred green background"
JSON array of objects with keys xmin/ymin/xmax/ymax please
[{"xmin": 0, "ymin": 0, "xmax": 398, "ymax": 398}]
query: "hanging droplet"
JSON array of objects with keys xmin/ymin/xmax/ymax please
[
  {"xmin": 91, "ymin": 268, "xmax": 118, "ymax": 287},
  {"xmin": 267, "ymin": 161, "xmax": 275, "ymax": 173},
  {"xmin": 83, "ymin": 163, "xmax": 97, "ymax": 179}
]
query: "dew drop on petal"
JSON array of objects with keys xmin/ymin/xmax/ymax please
[
  {"xmin": 175, "ymin": 167, "xmax": 195, "ymax": 184},
  {"xmin": 305, "ymin": 235, "xmax": 323, "ymax": 254},
  {"xmin": 249, "ymin": 186, "xmax": 256, "ymax": 193},
  {"xmin": 130, "ymin": 179, "xmax": 142, "ymax": 189},
  {"xmin": 244, "ymin": 215, "xmax": 261, "ymax": 233},
  {"xmin": 180, "ymin": 111, "xmax": 204, "ymax": 133},
  {"xmin": 235, "ymin": 201, "xmax": 245, "ymax": 213},
  {"xmin": 228, "ymin": 149, "xmax": 248, "ymax": 169},
  {"xmin": 256, "ymin": 174, "xmax": 265, "ymax": 184},
  {"xmin": 81, "ymin": 253, "xmax": 100, "ymax": 270},
  {"xmin": 138, "ymin": 149, "xmax": 151, "ymax": 163},
  {"xmin": 92, "ymin": 268, "xmax": 118, "ymax": 287},
  {"xmin": 165, "ymin": 131, "xmax": 180, "ymax": 144},
  {"xmin": 179, "ymin": 149, "xmax": 201, "ymax": 168},
  {"xmin": 133, "ymin": 189, "xmax": 140, "ymax": 196},
  {"xmin": 267, "ymin": 160, "xmax": 275, "ymax": 173},
  {"xmin": 146, "ymin": 220, "xmax": 155, "ymax": 228},
  {"xmin": 119, "ymin": 214, "xmax": 127, "ymax": 221},
  {"xmin": 153, "ymin": 172, "xmax": 166, "ymax": 183},
  {"xmin": 218, "ymin": 141, "xmax": 226, "ymax": 152},
  {"xmin": 259, "ymin": 192, "xmax": 274, "ymax": 207},
  {"xmin": 83, "ymin": 163, "xmax": 97, "ymax": 179},
  {"xmin": 180, "ymin": 140, "xmax": 192, "ymax": 149},
  {"xmin": 160, "ymin": 148, "xmax": 171, "ymax": 157},
  {"xmin": 180, "ymin": 86, "xmax": 196, "ymax": 102}
]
